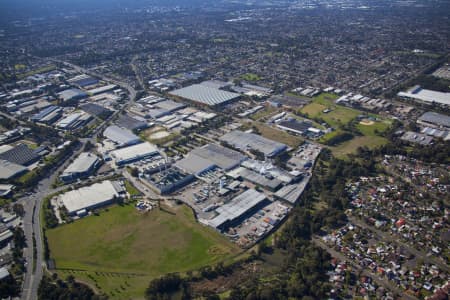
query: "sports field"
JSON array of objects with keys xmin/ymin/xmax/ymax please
[
  {"xmin": 300, "ymin": 93, "xmax": 360, "ymax": 128},
  {"xmin": 46, "ymin": 204, "xmax": 240, "ymax": 299}
]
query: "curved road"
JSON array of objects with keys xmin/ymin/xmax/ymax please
[{"xmin": 20, "ymin": 61, "xmax": 137, "ymax": 300}]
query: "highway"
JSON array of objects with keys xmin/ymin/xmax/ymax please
[{"xmin": 19, "ymin": 61, "xmax": 137, "ymax": 300}]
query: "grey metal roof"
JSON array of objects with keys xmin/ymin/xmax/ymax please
[
  {"xmin": 0, "ymin": 159, "xmax": 27, "ymax": 179},
  {"xmin": 175, "ymin": 155, "xmax": 215, "ymax": 175},
  {"xmin": 63, "ymin": 152, "xmax": 99, "ymax": 175},
  {"xmin": 208, "ymin": 189, "xmax": 266, "ymax": 228},
  {"xmin": 191, "ymin": 144, "xmax": 247, "ymax": 171},
  {"xmin": 418, "ymin": 112, "xmax": 450, "ymax": 128},
  {"xmin": 169, "ymin": 84, "xmax": 240, "ymax": 106},
  {"xmin": 220, "ymin": 130, "xmax": 287, "ymax": 157},
  {"xmin": 104, "ymin": 125, "xmax": 141, "ymax": 146},
  {"xmin": 154, "ymin": 100, "xmax": 186, "ymax": 112}
]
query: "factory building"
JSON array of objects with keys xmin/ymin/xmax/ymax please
[
  {"xmin": 175, "ymin": 143, "xmax": 247, "ymax": 176},
  {"xmin": 56, "ymin": 112, "xmax": 92, "ymax": 130},
  {"xmin": 109, "ymin": 142, "xmax": 159, "ymax": 166},
  {"xmin": 169, "ymin": 84, "xmax": 240, "ymax": 107},
  {"xmin": 0, "ymin": 160, "xmax": 27, "ymax": 180},
  {"xmin": 208, "ymin": 189, "xmax": 270, "ymax": 232},
  {"xmin": 103, "ymin": 125, "xmax": 141, "ymax": 147},
  {"xmin": 60, "ymin": 152, "xmax": 100, "ymax": 182},
  {"xmin": 58, "ymin": 180, "xmax": 125, "ymax": 216},
  {"xmin": 220, "ymin": 130, "xmax": 287, "ymax": 158}
]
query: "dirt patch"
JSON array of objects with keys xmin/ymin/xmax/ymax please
[
  {"xmin": 149, "ymin": 131, "xmax": 170, "ymax": 139},
  {"xmin": 359, "ymin": 119, "xmax": 375, "ymax": 126}
]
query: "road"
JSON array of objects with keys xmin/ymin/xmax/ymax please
[
  {"xmin": 19, "ymin": 60, "xmax": 137, "ymax": 300},
  {"xmin": 313, "ymin": 237, "xmax": 418, "ymax": 300}
]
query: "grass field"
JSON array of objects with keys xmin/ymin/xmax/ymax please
[
  {"xmin": 356, "ymin": 119, "xmax": 392, "ymax": 136},
  {"xmin": 250, "ymin": 122, "xmax": 303, "ymax": 148},
  {"xmin": 46, "ymin": 204, "xmax": 240, "ymax": 299},
  {"xmin": 330, "ymin": 136, "xmax": 388, "ymax": 158},
  {"xmin": 300, "ymin": 93, "xmax": 360, "ymax": 128},
  {"xmin": 240, "ymin": 73, "xmax": 261, "ymax": 82}
]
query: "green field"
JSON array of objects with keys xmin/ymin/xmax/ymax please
[
  {"xmin": 249, "ymin": 122, "xmax": 303, "ymax": 148},
  {"xmin": 300, "ymin": 93, "xmax": 360, "ymax": 128},
  {"xmin": 356, "ymin": 119, "xmax": 392, "ymax": 136},
  {"xmin": 331, "ymin": 136, "xmax": 388, "ymax": 158},
  {"xmin": 240, "ymin": 73, "xmax": 261, "ymax": 82},
  {"xmin": 46, "ymin": 204, "xmax": 240, "ymax": 299}
]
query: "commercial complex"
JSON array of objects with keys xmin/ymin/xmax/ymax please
[
  {"xmin": 169, "ymin": 84, "xmax": 240, "ymax": 106},
  {"xmin": 60, "ymin": 152, "xmax": 100, "ymax": 182},
  {"xmin": 417, "ymin": 111, "xmax": 450, "ymax": 129}
]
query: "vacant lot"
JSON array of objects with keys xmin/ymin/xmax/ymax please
[
  {"xmin": 250, "ymin": 122, "xmax": 303, "ymax": 148},
  {"xmin": 140, "ymin": 126, "xmax": 179, "ymax": 146},
  {"xmin": 331, "ymin": 136, "xmax": 388, "ymax": 158},
  {"xmin": 47, "ymin": 204, "xmax": 240, "ymax": 299}
]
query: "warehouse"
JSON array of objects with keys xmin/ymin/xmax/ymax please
[
  {"xmin": 397, "ymin": 85, "xmax": 450, "ymax": 106},
  {"xmin": 0, "ymin": 144, "xmax": 40, "ymax": 166},
  {"xmin": 116, "ymin": 114, "xmax": 149, "ymax": 131},
  {"xmin": 169, "ymin": 84, "xmax": 240, "ymax": 107},
  {"xmin": 208, "ymin": 189, "xmax": 269, "ymax": 232},
  {"xmin": 0, "ymin": 160, "xmax": 27, "ymax": 180},
  {"xmin": 220, "ymin": 130, "xmax": 287, "ymax": 158},
  {"xmin": 175, "ymin": 155, "xmax": 216, "ymax": 176},
  {"xmin": 103, "ymin": 125, "xmax": 141, "ymax": 147},
  {"xmin": 60, "ymin": 152, "xmax": 100, "ymax": 182},
  {"xmin": 417, "ymin": 112, "xmax": 450, "ymax": 129},
  {"xmin": 109, "ymin": 142, "xmax": 159, "ymax": 166},
  {"xmin": 31, "ymin": 105, "xmax": 62, "ymax": 124},
  {"xmin": 227, "ymin": 167, "xmax": 282, "ymax": 191},
  {"xmin": 58, "ymin": 180, "xmax": 125, "ymax": 216},
  {"xmin": 86, "ymin": 84, "xmax": 117, "ymax": 95},
  {"xmin": 190, "ymin": 144, "xmax": 247, "ymax": 171},
  {"xmin": 58, "ymin": 88, "xmax": 88, "ymax": 102},
  {"xmin": 144, "ymin": 167, "xmax": 195, "ymax": 195},
  {"xmin": 68, "ymin": 74, "xmax": 99, "ymax": 88},
  {"xmin": 154, "ymin": 99, "xmax": 186, "ymax": 112},
  {"xmin": 56, "ymin": 112, "xmax": 92, "ymax": 130}
]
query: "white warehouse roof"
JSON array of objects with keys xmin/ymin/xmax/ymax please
[
  {"xmin": 62, "ymin": 152, "xmax": 99, "ymax": 176},
  {"xmin": 59, "ymin": 180, "xmax": 124, "ymax": 215},
  {"xmin": 103, "ymin": 125, "xmax": 141, "ymax": 146},
  {"xmin": 169, "ymin": 84, "xmax": 240, "ymax": 106},
  {"xmin": 109, "ymin": 142, "xmax": 158, "ymax": 164}
]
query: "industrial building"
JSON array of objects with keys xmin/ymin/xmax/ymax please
[
  {"xmin": 144, "ymin": 167, "xmax": 195, "ymax": 195},
  {"xmin": 277, "ymin": 119, "xmax": 322, "ymax": 137},
  {"xmin": 116, "ymin": 114, "xmax": 149, "ymax": 131},
  {"xmin": 398, "ymin": 85, "xmax": 450, "ymax": 106},
  {"xmin": 0, "ymin": 160, "xmax": 27, "ymax": 180},
  {"xmin": 208, "ymin": 189, "xmax": 270, "ymax": 232},
  {"xmin": 56, "ymin": 112, "xmax": 92, "ymax": 130},
  {"xmin": 169, "ymin": 84, "xmax": 240, "ymax": 107},
  {"xmin": 58, "ymin": 180, "xmax": 125, "ymax": 216},
  {"xmin": 103, "ymin": 125, "xmax": 141, "ymax": 147},
  {"xmin": 176, "ymin": 143, "xmax": 247, "ymax": 176},
  {"xmin": 154, "ymin": 99, "xmax": 186, "ymax": 112},
  {"xmin": 60, "ymin": 152, "xmax": 100, "ymax": 182},
  {"xmin": 227, "ymin": 167, "xmax": 282, "ymax": 191},
  {"xmin": 220, "ymin": 130, "xmax": 287, "ymax": 158},
  {"xmin": 400, "ymin": 131, "xmax": 434, "ymax": 145},
  {"xmin": 417, "ymin": 111, "xmax": 450, "ymax": 129},
  {"xmin": 0, "ymin": 144, "xmax": 40, "ymax": 166},
  {"xmin": 30, "ymin": 105, "xmax": 62, "ymax": 124},
  {"xmin": 68, "ymin": 74, "xmax": 99, "ymax": 88},
  {"xmin": 109, "ymin": 142, "xmax": 159, "ymax": 166},
  {"xmin": 58, "ymin": 88, "xmax": 88, "ymax": 102},
  {"xmin": 86, "ymin": 84, "xmax": 117, "ymax": 95}
]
